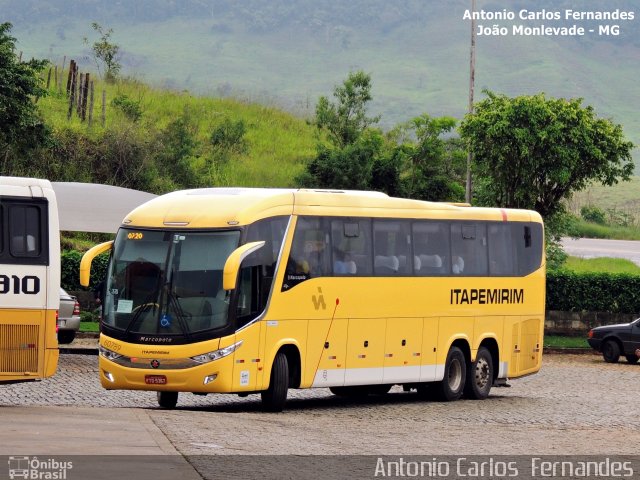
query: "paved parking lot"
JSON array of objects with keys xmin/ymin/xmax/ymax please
[{"xmin": 1, "ymin": 353, "xmax": 639, "ymax": 478}]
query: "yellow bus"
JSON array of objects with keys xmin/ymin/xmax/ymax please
[
  {"xmin": 81, "ymin": 188, "xmax": 545, "ymax": 411},
  {"xmin": 1, "ymin": 176, "xmax": 59, "ymax": 384}
]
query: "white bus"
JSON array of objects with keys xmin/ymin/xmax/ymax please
[{"xmin": 0, "ymin": 177, "xmax": 59, "ymax": 384}]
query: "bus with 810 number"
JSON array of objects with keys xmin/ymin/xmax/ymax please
[
  {"xmin": 1, "ymin": 177, "xmax": 59, "ymax": 385},
  {"xmin": 80, "ymin": 188, "xmax": 545, "ymax": 411}
]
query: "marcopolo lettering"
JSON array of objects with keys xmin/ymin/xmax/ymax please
[
  {"xmin": 0, "ymin": 274, "xmax": 41, "ymax": 295},
  {"xmin": 450, "ymin": 288, "xmax": 524, "ymax": 305}
]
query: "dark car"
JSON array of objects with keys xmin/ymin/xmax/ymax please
[{"xmin": 588, "ymin": 317, "xmax": 640, "ymax": 364}]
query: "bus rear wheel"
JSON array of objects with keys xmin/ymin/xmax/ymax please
[
  {"xmin": 436, "ymin": 346, "xmax": 466, "ymax": 401},
  {"xmin": 464, "ymin": 346, "xmax": 493, "ymax": 400},
  {"xmin": 261, "ymin": 352, "xmax": 289, "ymax": 412},
  {"xmin": 157, "ymin": 391, "xmax": 178, "ymax": 409}
]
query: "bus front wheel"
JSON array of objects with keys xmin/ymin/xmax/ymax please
[
  {"xmin": 157, "ymin": 391, "xmax": 178, "ymax": 409},
  {"xmin": 464, "ymin": 346, "xmax": 493, "ymax": 400},
  {"xmin": 436, "ymin": 346, "xmax": 466, "ymax": 401},
  {"xmin": 261, "ymin": 352, "xmax": 289, "ymax": 412}
]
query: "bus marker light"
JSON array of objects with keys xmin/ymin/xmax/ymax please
[
  {"xmin": 203, "ymin": 374, "xmax": 218, "ymax": 385},
  {"xmin": 103, "ymin": 371, "xmax": 115, "ymax": 383}
]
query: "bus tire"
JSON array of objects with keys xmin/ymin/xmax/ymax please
[
  {"xmin": 436, "ymin": 346, "xmax": 466, "ymax": 401},
  {"xmin": 602, "ymin": 340, "xmax": 620, "ymax": 363},
  {"xmin": 157, "ymin": 391, "xmax": 178, "ymax": 409},
  {"xmin": 464, "ymin": 346, "xmax": 493, "ymax": 400},
  {"xmin": 261, "ymin": 352, "xmax": 289, "ymax": 412}
]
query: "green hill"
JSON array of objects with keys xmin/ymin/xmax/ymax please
[{"xmin": 36, "ymin": 76, "xmax": 316, "ymax": 189}]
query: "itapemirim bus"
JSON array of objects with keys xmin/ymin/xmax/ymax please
[
  {"xmin": 1, "ymin": 177, "xmax": 59, "ymax": 384},
  {"xmin": 81, "ymin": 188, "xmax": 545, "ymax": 411}
]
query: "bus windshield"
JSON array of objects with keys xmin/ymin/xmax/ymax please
[{"xmin": 103, "ymin": 228, "xmax": 240, "ymax": 337}]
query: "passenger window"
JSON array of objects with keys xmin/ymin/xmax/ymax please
[
  {"xmin": 331, "ymin": 218, "xmax": 372, "ymax": 276},
  {"xmin": 282, "ymin": 217, "xmax": 330, "ymax": 291},
  {"xmin": 412, "ymin": 222, "xmax": 449, "ymax": 275},
  {"xmin": 514, "ymin": 222, "xmax": 543, "ymax": 276},
  {"xmin": 373, "ymin": 220, "xmax": 411, "ymax": 275},
  {"xmin": 9, "ymin": 205, "xmax": 41, "ymax": 257},
  {"xmin": 488, "ymin": 224, "xmax": 515, "ymax": 275},
  {"xmin": 451, "ymin": 222, "xmax": 488, "ymax": 275}
]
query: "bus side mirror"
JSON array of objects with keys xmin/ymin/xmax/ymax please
[
  {"xmin": 222, "ymin": 241, "xmax": 265, "ymax": 291},
  {"xmin": 80, "ymin": 241, "xmax": 114, "ymax": 287}
]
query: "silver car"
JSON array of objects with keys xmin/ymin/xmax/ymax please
[{"xmin": 58, "ymin": 288, "xmax": 81, "ymax": 344}]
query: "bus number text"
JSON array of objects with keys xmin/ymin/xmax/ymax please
[{"xmin": 0, "ymin": 274, "xmax": 41, "ymax": 295}]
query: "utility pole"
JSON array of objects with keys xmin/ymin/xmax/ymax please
[{"xmin": 465, "ymin": 0, "xmax": 477, "ymax": 204}]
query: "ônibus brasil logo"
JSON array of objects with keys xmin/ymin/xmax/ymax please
[{"xmin": 8, "ymin": 456, "xmax": 73, "ymax": 479}]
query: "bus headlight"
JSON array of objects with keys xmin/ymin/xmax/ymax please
[
  {"xmin": 191, "ymin": 341, "xmax": 243, "ymax": 364},
  {"xmin": 99, "ymin": 345, "xmax": 123, "ymax": 361}
]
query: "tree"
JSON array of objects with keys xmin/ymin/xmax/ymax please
[
  {"xmin": 397, "ymin": 114, "xmax": 465, "ymax": 202},
  {"xmin": 459, "ymin": 91, "xmax": 634, "ymax": 219},
  {"xmin": 315, "ymin": 70, "xmax": 380, "ymax": 148},
  {"xmin": 84, "ymin": 22, "xmax": 121, "ymax": 83},
  {"xmin": 0, "ymin": 22, "xmax": 50, "ymax": 174}
]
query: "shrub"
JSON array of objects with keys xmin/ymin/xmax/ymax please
[
  {"xmin": 547, "ymin": 271, "xmax": 640, "ymax": 313},
  {"xmin": 61, "ymin": 250, "xmax": 110, "ymax": 291},
  {"xmin": 580, "ymin": 205, "xmax": 606, "ymax": 225},
  {"xmin": 111, "ymin": 94, "xmax": 142, "ymax": 122},
  {"xmin": 210, "ymin": 118, "xmax": 248, "ymax": 153}
]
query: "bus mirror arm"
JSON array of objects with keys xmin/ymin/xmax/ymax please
[
  {"xmin": 80, "ymin": 241, "xmax": 114, "ymax": 287},
  {"xmin": 222, "ymin": 241, "xmax": 265, "ymax": 291}
]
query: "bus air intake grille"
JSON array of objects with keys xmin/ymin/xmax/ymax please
[{"xmin": 0, "ymin": 325, "xmax": 40, "ymax": 375}]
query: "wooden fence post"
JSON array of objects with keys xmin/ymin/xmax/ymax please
[
  {"xmin": 59, "ymin": 56, "xmax": 66, "ymax": 95},
  {"xmin": 101, "ymin": 90, "xmax": 106, "ymax": 127},
  {"xmin": 46, "ymin": 67, "xmax": 52, "ymax": 90},
  {"xmin": 81, "ymin": 73, "xmax": 90, "ymax": 121},
  {"xmin": 66, "ymin": 59, "xmax": 75, "ymax": 97},
  {"xmin": 88, "ymin": 80, "xmax": 95, "ymax": 127},
  {"xmin": 77, "ymin": 73, "xmax": 84, "ymax": 117},
  {"xmin": 67, "ymin": 66, "xmax": 76, "ymax": 120}
]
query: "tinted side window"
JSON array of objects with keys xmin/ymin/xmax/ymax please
[
  {"xmin": 282, "ymin": 217, "xmax": 330, "ymax": 291},
  {"xmin": 450, "ymin": 223, "xmax": 488, "ymax": 275},
  {"xmin": 412, "ymin": 221, "xmax": 450, "ymax": 275},
  {"xmin": 0, "ymin": 198, "xmax": 49, "ymax": 266},
  {"xmin": 10, "ymin": 205, "xmax": 41, "ymax": 257},
  {"xmin": 331, "ymin": 218, "xmax": 372, "ymax": 276},
  {"xmin": 373, "ymin": 220, "xmax": 411, "ymax": 275},
  {"xmin": 488, "ymin": 223, "xmax": 515, "ymax": 275},
  {"xmin": 514, "ymin": 222, "xmax": 543, "ymax": 276},
  {"xmin": 237, "ymin": 216, "xmax": 289, "ymax": 326}
]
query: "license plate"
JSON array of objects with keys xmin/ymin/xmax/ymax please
[{"xmin": 145, "ymin": 375, "xmax": 167, "ymax": 385}]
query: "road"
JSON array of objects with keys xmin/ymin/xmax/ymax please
[
  {"xmin": 2, "ymin": 353, "xmax": 640, "ymax": 479},
  {"xmin": 561, "ymin": 237, "xmax": 640, "ymax": 266}
]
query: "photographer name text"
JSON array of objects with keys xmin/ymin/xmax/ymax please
[{"xmin": 463, "ymin": 9, "xmax": 635, "ymax": 36}]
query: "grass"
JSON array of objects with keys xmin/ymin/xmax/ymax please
[
  {"xmin": 569, "ymin": 177, "xmax": 640, "ymax": 225},
  {"xmin": 544, "ymin": 335, "xmax": 589, "ymax": 349},
  {"xmin": 568, "ymin": 218, "xmax": 640, "ymax": 241},
  {"xmin": 563, "ymin": 256, "xmax": 640, "ymax": 274},
  {"xmin": 79, "ymin": 321, "xmax": 99, "ymax": 333}
]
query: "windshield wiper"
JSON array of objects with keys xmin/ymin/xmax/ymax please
[
  {"xmin": 162, "ymin": 266, "xmax": 192, "ymax": 339},
  {"xmin": 123, "ymin": 290, "xmax": 160, "ymax": 336}
]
